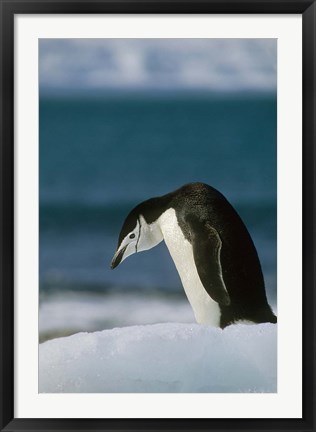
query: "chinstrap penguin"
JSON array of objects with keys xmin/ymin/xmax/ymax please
[{"xmin": 111, "ymin": 182, "xmax": 277, "ymax": 328}]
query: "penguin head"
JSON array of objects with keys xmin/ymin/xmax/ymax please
[{"xmin": 110, "ymin": 203, "xmax": 163, "ymax": 269}]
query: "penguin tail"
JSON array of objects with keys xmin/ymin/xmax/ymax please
[
  {"xmin": 265, "ymin": 304, "xmax": 277, "ymax": 324},
  {"xmin": 256, "ymin": 306, "xmax": 277, "ymax": 324}
]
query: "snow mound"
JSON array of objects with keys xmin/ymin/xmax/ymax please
[{"xmin": 39, "ymin": 323, "xmax": 277, "ymax": 393}]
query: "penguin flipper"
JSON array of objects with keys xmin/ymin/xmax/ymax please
[{"xmin": 188, "ymin": 218, "xmax": 230, "ymax": 306}]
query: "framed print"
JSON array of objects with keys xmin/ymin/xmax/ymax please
[{"xmin": 0, "ymin": 1, "xmax": 315, "ymax": 431}]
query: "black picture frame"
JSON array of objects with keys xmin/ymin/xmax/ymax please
[{"xmin": 0, "ymin": 1, "xmax": 315, "ymax": 431}]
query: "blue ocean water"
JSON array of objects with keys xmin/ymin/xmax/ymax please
[{"xmin": 39, "ymin": 92, "xmax": 277, "ymax": 305}]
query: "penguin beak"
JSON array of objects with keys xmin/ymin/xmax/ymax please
[{"xmin": 110, "ymin": 245, "xmax": 127, "ymax": 269}]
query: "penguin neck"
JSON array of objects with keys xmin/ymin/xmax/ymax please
[
  {"xmin": 139, "ymin": 194, "xmax": 172, "ymax": 225},
  {"xmin": 136, "ymin": 196, "xmax": 172, "ymax": 251},
  {"xmin": 138, "ymin": 214, "xmax": 164, "ymax": 250}
]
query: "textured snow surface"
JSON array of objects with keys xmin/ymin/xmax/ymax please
[{"xmin": 39, "ymin": 323, "xmax": 277, "ymax": 393}]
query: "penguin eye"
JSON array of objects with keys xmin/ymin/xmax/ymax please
[{"xmin": 129, "ymin": 233, "xmax": 136, "ymax": 239}]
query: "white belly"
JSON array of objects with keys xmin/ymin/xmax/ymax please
[{"xmin": 158, "ymin": 208, "xmax": 221, "ymax": 327}]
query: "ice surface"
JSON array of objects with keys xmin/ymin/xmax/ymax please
[{"xmin": 39, "ymin": 322, "xmax": 277, "ymax": 393}]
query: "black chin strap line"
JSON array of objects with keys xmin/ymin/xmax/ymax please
[{"xmin": 136, "ymin": 217, "xmax": 141, "ymax": 253}]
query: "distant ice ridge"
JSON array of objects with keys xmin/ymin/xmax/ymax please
[
  {"xmin": 39, "ymin": 39, "xmax": 276, "ymax": 92},
  {"xmin": 39, "ymin": 323, "xmax": 277, "ymax": 393},
  {"xmin": 39, "ymin": 292, "xmax": 194, "ymax": 342}
]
